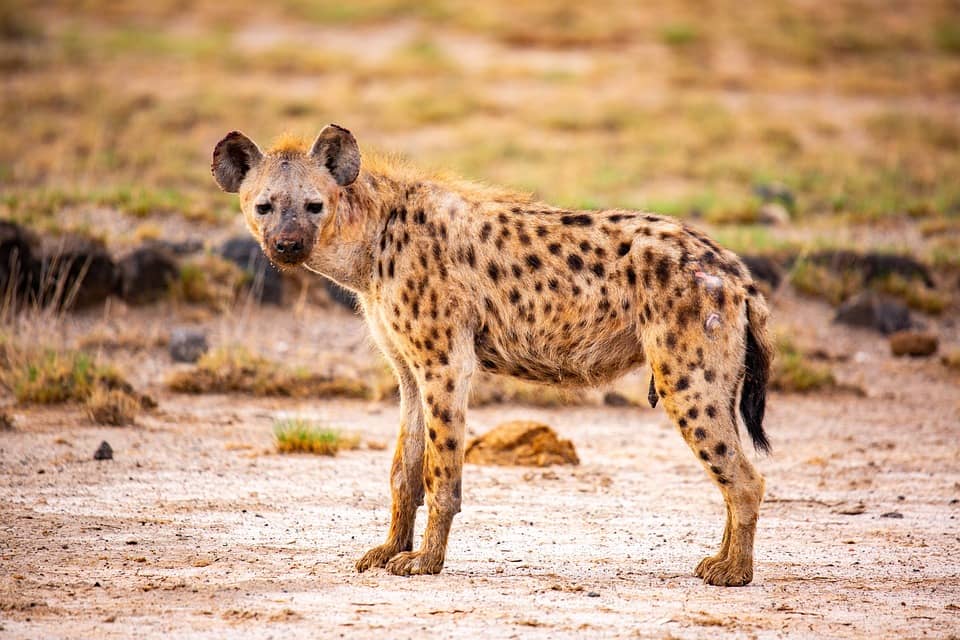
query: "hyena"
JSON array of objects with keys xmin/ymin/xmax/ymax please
[{"xmin": 212, "ymin": 125, "xmax": 773, "ymax": 586}]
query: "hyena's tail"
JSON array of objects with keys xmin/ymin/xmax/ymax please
[{"xmin": 740, "ymin": 291, "xmax": 773, "ymax": 453}]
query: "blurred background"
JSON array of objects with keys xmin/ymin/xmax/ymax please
[{"xmin": 3, "ymin": 4, "xmax": 960, "ymax": 636}]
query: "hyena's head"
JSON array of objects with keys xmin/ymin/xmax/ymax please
[{"xmin": 211, "ymin": 124, "xmax": 360, "ymax": 267}]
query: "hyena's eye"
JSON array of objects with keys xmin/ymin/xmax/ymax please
[
  {"xmin": 306, "ymin": 202, "xmax": 324, "ymax": 214},
  {"xmin": 255, "ymin": 202, "xmax": 272, "ymax": 215}
]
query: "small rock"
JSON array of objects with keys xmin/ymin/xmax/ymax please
[
  {"xmin": 835, "ymin": 292, "xmax": 912, "ymax": 334},
  {"xmin": 220, "ymin": 237, "xmax": 284, "ymax": 305},
  {"xmin": 36, "ymin": 235, "xmax": 117, "ymax": 309},
  {"xmin": 465, "ymin": 421, "xmax": 579, "ymax": 467},
  {"xmin": 116, "ymin": 246, "xmax": 179, "ymax": 305},
  {"xmin": 889, "ymin": 331, "xmax": 938, "ymax": 357},
  {"xmin": 169, "ymin": 328, "xmax": 208, "ymax": 363},
  {"xmin": 602, "ymin": 391, "xmax": 633, "ymax": 407},
  {"xmin": 587, "ymin": 591, "xmax": 600, "ymax": 598},
  {"xmin": 756, "ymin": 202, "xmax": 791, "ymax": 226},
  {"xmin": 93, "ymin": 441, "xmax": 113, "ymax": 461},
  {"xmin": 880, "ymin": 511, "xmax": 904, "ymax": 519},
  {"xmin": 0, "ymin": 221, "xmax": 37, "ymax": 301}
]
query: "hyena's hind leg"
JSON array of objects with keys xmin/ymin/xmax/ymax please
[{"xmin": 649, "ymin": 334, "xmax": 766, "ymax": 586}]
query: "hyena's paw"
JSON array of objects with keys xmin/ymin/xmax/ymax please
[
  {"xmin": 384, "ymin": 550, "xmax": 444, "ymax": 576},
  {"xmin": 355, "ymin": 543, "xmax": 404, "ymax": 572},
  {"xmin": 696, "ymin": 554, "xmax": 753, "ymax": 587},
  {"xmin": 695, "ymin": 553, "xmax": 726, "ymax": 580}
]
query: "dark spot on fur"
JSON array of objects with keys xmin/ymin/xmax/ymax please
[
  {"xmin": 706, "ymin": 404, "xmax": 717, "ymax": 418},
  {"xmin": 591, "ymin": 263, "xmax": 605, "ymax": 277},
  {"xmin": 694, "ymin": 427, "xmax": 706, "ymax": 440},
  {"xmin": 480, "ymin": 222, "xmax": 492, "ymax": 242},
  {"xmin": 714, "ymin": 442, "xmax": 727, "ymax": 456},
  {"xmin": 704, "ymin": 369, "xmax": 716, "ymax": 382},
  {"xmin": 525, "ymin": 254, "xmax": 542, "ymax": 270},
  {"xmin": 567, "ymin": 254, "xmax": 584, "ymax": 271},
  {"xmin": 561, "ymin": 214, "xmax": 592, "ymax": 226},
  {"xmin": 626, "ymin": 266, "xmax": 636, "ymax": 285},
  {"xmin": 445, "ymin": 437, "xmax": 457, "ymax": 450},
  {"xmin": 687, "ymin": 406, "xmax": 699, "ymax": 419},
  {"xmin": 548, "ymin": 243, "xmax": 561, "ymax": 255},
  {"xmin": 699, "ymin": 450, "xmax": 710, "ymax": 461},
  {"xmin": 617, "ymin": 242, "xmax": 631, "ymax": 257},
  {"xmin": 487, "ymin": 263, "xmax": 501, "ymax": 282},
  {"xmin": 676, "ymin": 376, "xmax": 690, "ymax": 391},
  {"xmin": 656, "ymin": 256, "xmax": 671, "ymax": 286},
  {"xmin": 429, "ymin": 428, "xmax": 437, "ymax": 441}
]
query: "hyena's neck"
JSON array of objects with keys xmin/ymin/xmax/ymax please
[{"xmin": 304, "ymin": 168, "xmax": 453, "ymax": 295}]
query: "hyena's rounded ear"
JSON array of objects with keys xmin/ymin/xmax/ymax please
[
  {"xmin": 310, "ymin": 124, "xmax": 361, "ymax": 187},
  {"xmin": 211, "ymin": 131, "xmax": 263, "ymax": 193}
]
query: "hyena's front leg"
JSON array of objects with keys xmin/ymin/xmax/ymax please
[
  {"xmin": 356, "ymin": 357, "xmax": 425, "ymax": 571},
  {"xmin": 385, "ymin": 340, "xmax": 474, "ymax": 576}
]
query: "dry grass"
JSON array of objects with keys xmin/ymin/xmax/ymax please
[
  {"xmin": 85, "ymin": 386, "xmax": 141, "ymax": 426},
  {"xmin": 169, "ymin": 255, "xmax": 248, "ymax": 311},
  {"xmin": 166, "ymin": 345, "xmax": 371, "ymax": 399},
  {"xmin": 770, "ymin": 335, "xmax": 837, "ymax": 393},
  {"xmin": 789, "ymin": 256, "xmax": 950, "ymax": 313},
  {"xmin": 0, "ymin": 347, "xmax": 126, "ymax": 404},
  {"xmin": 273, "ymin": 418, "xmax": 361, "ymax": 456}
]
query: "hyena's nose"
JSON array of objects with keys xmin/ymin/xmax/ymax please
[{"xmin": 274, "ymin": 238, "xmax": 304, "ymax": 256}]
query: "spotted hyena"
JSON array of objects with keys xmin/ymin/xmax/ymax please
[{"xmin": 212, "ymin": 125, "xmax": 774, "ymax": 586}]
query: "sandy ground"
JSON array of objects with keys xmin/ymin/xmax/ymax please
[{"xmin": 2, "ymin": 299, "xmax": 959, "ymax": 639}]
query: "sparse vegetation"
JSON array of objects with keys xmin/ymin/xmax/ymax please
[
  {"xmin": 1, "ymin": 348, "xmax": 125, "ymax": 405},
  {"xmin": 166, "ymin": 346, "xmax": 371, "ymax": 399},
  {"xmin": 85, "ymin": 386, "xmax": 141, "ymax": 426},
  {"xmin": 770, "ymin": 336, "xmax": 837, "ymax": 393},
  {"xmin": 169, "ymin": 255, "xmax": 247, "ymax": 311},
  {"xmin": 273, "ymin": 418, "xmax": 360, "ymax": 455}
]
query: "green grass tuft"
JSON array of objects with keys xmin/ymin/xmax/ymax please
[{"xmin": 273, "ymin": 419, "xmax": 360, "ymax": 455}]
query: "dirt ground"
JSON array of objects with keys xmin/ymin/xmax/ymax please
[{"xmin": 2, "ymin": 296, "xmax": 958, "ymax": 639}]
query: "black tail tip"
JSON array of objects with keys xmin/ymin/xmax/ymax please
[{"xmin": 740, "ymin": 326, "xmax": 771, "ymax": 454}]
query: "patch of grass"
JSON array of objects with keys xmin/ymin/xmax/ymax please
[
  {"xmin": 167, "ymin": 346, "xmax": 371, "ymax": 399},
  {"xmin": 273, "ymin": 418, "xmax": 360, "ymax": 455},
  {"xmin": 934, "ymin": 21, "xmax": 960, "ymax": 55},
  {"xmin": 874, "ymin": 274, "xmax": 948, "ymax": 315},
  {"xmin": 2, "ymin": 349, "xmax": 123, "ymax": 404},
  {"xmin": 169, "ymin": 255, "xmax": 247, "ymax": 311},
  {"xmin": 660, "ymin": 23, "xmax": 699, "ymax": 47},
  {"xmin": 788, "ymin": 258, "xmax": 862, "ymax": 305},
  {"xmin": 770, "ymin": 336, "xmax": 836, "ymax": 393},
  {"xmin": 85, "ymin": 386, "xmax": 140, "ymax": 426}
]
